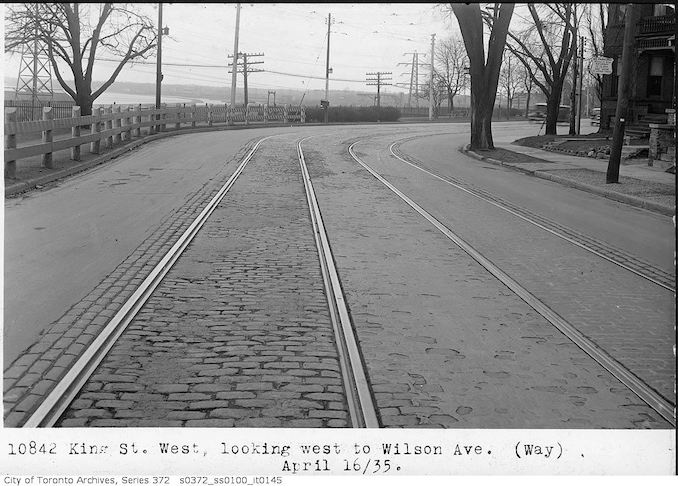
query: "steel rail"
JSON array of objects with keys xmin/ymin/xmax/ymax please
[
  {"xmin": 389, "ymin": 141, "xmax": 675, "ymax": 293},
  {"xmin": 23, "ymin": 136, "xmax": 275, "ymax": 427},
  {"xmin": 298, "ymin": 138, "xmax": 380, "ymax": 428},
  {"xmin": 349, "ymin": 141, "xmax": 675, "ymax": 427}
]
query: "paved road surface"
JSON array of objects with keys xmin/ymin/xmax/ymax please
[{"xmin": 4, "ymin": 122, "xmax": 674, "ymax": 428}]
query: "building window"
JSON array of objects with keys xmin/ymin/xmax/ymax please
[
  {"xmin": 648, "ymin": 56, "xmax": 663, "ymax": 96},
  {"xmin": 653, "ymin": 4, "xmax": 675, "ymax": 16}
]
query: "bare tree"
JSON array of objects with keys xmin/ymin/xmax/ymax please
[
  {"xmin": 417, "ymin": 76, "xmax": 444, "ymax": 119},
  {"xmin": 517, "ymin": 60, "xmax": 535, "ymax": 118},
  {"xmin": 5, "ymin": 3, "xmax": 158, "ymax": 116},
  {"xmin": 434, "ymin": 35, "xmax": 468, "ymax": 113},
  {"xmin": 499, "ymin": 51, "xmax": 519, "ymax": 119},
  {"xmin": 450, "ymin": 3, "xmax": 514, "ymax": 150},
  {"xmin": 505, "ymin": 4, "xmax": 578, "ymax": 135}
]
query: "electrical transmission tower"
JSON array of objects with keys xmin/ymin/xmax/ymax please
[
  {"xmin": 366, "ymin": 72, "xmax": 392, "ymax": 121},
  {"xmin": 397, "ymin": 52, "xmax": 428, "ymax": 109},
  {"xmin": 228, "ymin": 52, "xmax": 264, "ymax": 105},
  {"xmin": 14, "ymin": 3, "xmax": 54, "ymax": 120}
]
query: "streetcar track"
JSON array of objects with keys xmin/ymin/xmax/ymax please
[
  {"xmin": 15, "ymin": 127, "xmax": 673, "ymax": 429},
  {"xmin": 23, "ymin": 136, "xmax": 275, "ymax": 427},
  {"xmin": 348, "ymin": 141, "xmax": 675, "ymax": 427},
  {"xmin": 298, "ymin": 137, "xmax": 380, "ymax": 428},
  {"xmin": 389, "ymin": 140, "xmax": 675, "ymax": 293},
  {"xmin": 23, "ymin": 133, "xmax": 381, "ymax": 428}
]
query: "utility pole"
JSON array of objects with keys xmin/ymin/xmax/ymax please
[
  {"xmin": 155, "ymin": 3, "xmax": 163, "ymax": 111},
  {"xmin": 366, "ymin": 71, "xmax": 392, "ymax": 122},
  {"xmin": 429, "ymin": 33, "xmax": 435, "ymax": 121},
  {"xmin": 230, "ymin": 3, "xmax": 241, "ymax": 106},
  {"xmin": 607, "ymin": 4, "xmax": 639, "ymax": 183},
  {"xmin": 243, "ymin": 54, "xmax": 249, "ymax": 105},
  {"xmin": 577, "ymin": 36, "xmax": 585, "ymax": 134},
  {"xmin": 228, "ymin": 52, "xmax": 264, "ymax": 105},
  {"xmin": 324, "ymin": 13, "xmax": 334, "ymax": 123}
]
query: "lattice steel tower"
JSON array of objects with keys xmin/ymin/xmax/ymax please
[{"xmin": 14, "ymin": 3, "xmax": 54, "ymax": 118}]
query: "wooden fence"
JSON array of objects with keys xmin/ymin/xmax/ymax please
[{"xmin": 4, "ymin": 103, "xmax": 306, "ymax": 179}]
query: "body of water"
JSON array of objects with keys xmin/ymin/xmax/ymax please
[{"xmin": 94, "ymin": 91, "xmax": 226, "ymax": 106}]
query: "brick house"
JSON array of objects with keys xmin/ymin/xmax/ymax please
[{"xmin": 600, "ymin": 3, "xmax": 675, "ymax": 136}]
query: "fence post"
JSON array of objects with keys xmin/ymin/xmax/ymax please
[
  {"xmin": 149, "ymin": 106, "xmax": 156, "ymax": 135},
  {"xmin": 5, "ymin": 108, "xmax": 17, "ymax": 179},
  {"xmin": 208, "ymin": 103, "xmax": 213, "ymax": 127},
  {"xmin": 122, "ymin": 106, "xmax": 131, "ymax": 141},
  {"xmin": 42, "ymin": 107, "xmax": 55, "ymax": 168},
  {"xmin": 226, "ymin": 104, "xmax": 232, "ymax": 126},
  {"xmin": 104, "ymin": 106, "xmax": 113, "ymax": 148},
  {"xmin": 113, "ymin": 105, "xmax": 122, "ymax": 145},
  {"xmin": 191, "ymin": 104, "xmax": 197, "ymax": 128},
  {"xmin": 245, "ymin": 104, "xmax": 250, "ymax": 125},
  {"xmin": 133, "ymin": 104, "xmax": 141, "ymax": 137},
  {"xmin": 71, "ymin": 106, "xmax": 81, "ymax": 161},
  {"xmin": 301, "ymin": 106, "xmax": 306, "ymax": 124},
  {"xmin": 264, "ymin": 104, "xmax": 269, "ymax": 124},
  {"xmin": 175, "ymin": 103, "xmax": 181, "ymax": 130},
  {"xmin": 159, "ymin": 103, "xmax": 165, "ymax": 132},
  {"xmin": 284, "ymin": 104, "xmax": 289, "ymax": 124},
  {"xmin": 90, "ymin": 107, "xmax": 102, "ymax": 154}
]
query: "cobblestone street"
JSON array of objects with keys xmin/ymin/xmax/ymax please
[{"xmin": 56, "ymin": 136, "xmax": 350, "ymax": 427}]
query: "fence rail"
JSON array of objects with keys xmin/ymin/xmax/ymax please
[{"xmin": 4, "ymin": 103, "xmax": 306, "ymax": 179}]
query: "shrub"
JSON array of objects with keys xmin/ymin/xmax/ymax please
[{"xmin": 305, "ymin": 105, "xmax": 401, "ymax": 123}]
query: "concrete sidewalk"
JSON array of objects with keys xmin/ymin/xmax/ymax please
[
  {"xmin": 465, "ymin": 142, "xmax": 675, "ymax": 216},
  {"xmin": 499, "ymin": 142, "xmax": 675, "ymax": 185}
]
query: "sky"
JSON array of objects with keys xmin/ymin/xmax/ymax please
[{"xmin": 3, "ymin": 3, "xmax": 459, "ymax": 98}]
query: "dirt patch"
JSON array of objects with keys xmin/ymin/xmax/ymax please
[
  {"xmin": 512, "ymin": 135, "xmax": 561, "ymax": 149},
  {"xmin": 558, "ymin": 139, "xmax": 611, "ymax": 151},
  {"xmin": 514, "ymin": 133, "xmax": 648, "ymax": 152},
  {"xmin": 486, "ymin": 148, "xmax": 554, "ymax": 164}
]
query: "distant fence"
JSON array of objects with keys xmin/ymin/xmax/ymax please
[
  {"xmin": 4, "ymin": 103, "xmax": 306, "ymax": 179},
  {"xmin": 4, "ymin": 99, "xmax": 77, "ymax": 122},
  {"xmin": 400, "ymin": 106, "xmax": 471, "ymax": 118}
]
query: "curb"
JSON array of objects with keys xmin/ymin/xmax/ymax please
[
  {"xmin": 463, "ymin": 145, "xmax": 675, "ymax": 217},
  {"xmin": 4, "ymin": 122, "xmax": 300, "ymax": 198}
]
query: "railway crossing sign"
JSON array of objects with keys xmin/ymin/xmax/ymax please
[{"xmin": 590, "ymin": 56, "xmax": 613, "ymax": 75}]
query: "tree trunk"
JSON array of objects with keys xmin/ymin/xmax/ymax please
[
  {"xmin": 75, "ymin": 92, "xmax": 93, "ymax": 117},
  {"xmin": 568, "ymin": 80, "xmax": 577, "ymax": 135},
  {"xmin": 607, "ymin": 5, "xmax": 639, "ymax": 183},
  {"xmin": 470, "ymin": 88, "xmax": 495, "ymax": 149},
  {"xmin": 544, "ymin": 86, "xmax": 562, "ymax": 135},
  {"xmin": 568, "ymin": 23, "xmax": 578, "ymax": 135},
  {"xmin": 452, "ymin": 3, "xmax": 514, "ymax": 150},
  {"xmin": 525, "ymin": 90, "xmax": 531, "ymax": 118}
]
